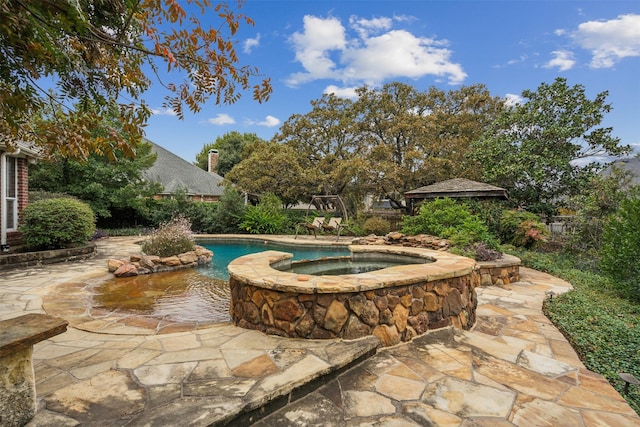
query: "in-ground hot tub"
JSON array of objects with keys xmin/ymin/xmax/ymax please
[{"xmin": 228, "ymin": 245, "xmax": 481, "ymax": 346}]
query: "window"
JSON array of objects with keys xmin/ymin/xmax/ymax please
[{"xmin": 4, "ymin": 156, "xmax": 17, "ymax": 230}]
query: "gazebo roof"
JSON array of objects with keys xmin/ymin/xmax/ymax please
[{"xmin": 405, "ymin": 178, "xmax": 507, "ymax": 200}]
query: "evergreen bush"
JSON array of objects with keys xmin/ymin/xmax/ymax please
[
  {"xmin": 600, "ymin": 197, "xmax": 640, "ymax": 297},
  {"xmin": 141, "ymin": 216, "xmax": 196, "ymax": 257},
  {"xmin": 20, "ymin": 198, "xmax": 96, "ymax": 250},
  {"xmin": 210, "ymin": 186, "xmax": 245, "ymax": 233}
]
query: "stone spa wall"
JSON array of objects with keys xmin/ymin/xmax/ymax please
[{"xmin": 228, "ymin": 245, "xmax": 483, "ymax": 347}]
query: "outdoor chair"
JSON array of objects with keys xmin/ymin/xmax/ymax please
[
  {"xmin": 295, "ymin": 216, "xmax": 325, "ymax": 239},
  {"xmin": 322, "ymin": 217, "xmax": 346, "ymax": 240}
]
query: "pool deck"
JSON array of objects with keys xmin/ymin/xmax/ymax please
[{"xmin": 1, "ymin": 236, "xmax": 639, "ymax": 426}]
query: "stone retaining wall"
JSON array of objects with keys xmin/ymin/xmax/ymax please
[
  {"xmin": 228, "ymin": 246, "xmax": 480, "ymax": 346},
  {"xmin": 477, "ymin": 255, "xmax": 521, "ymax": 286},
  {"xmin": 0, "ymin": 244, "xmax": 96, "ymax": 271}
]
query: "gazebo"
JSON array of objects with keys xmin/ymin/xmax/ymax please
[{"xmin": 404, "ymin": 178, "xmax": 507, "ymax": 212}]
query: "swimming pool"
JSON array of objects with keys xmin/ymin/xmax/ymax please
[{"xmin": 197, "ymin": 239, "xmax": 351, "ymax": 280}]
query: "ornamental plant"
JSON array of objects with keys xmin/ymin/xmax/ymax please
[
  {"xmin": 141, "ymin": 216, "xmax": 195, "ymax": 257},
  {"xmin": 362, "ymin": 216, "xmax": 391, "ymax": 236},
  {"xmin": 500, "ymin": 210, "xmax": 549, "ymax": 248},
  {"xmin": 20, "ymin": 197, "xmax": 95, "ymax": 250},
  {"xmin": 401, "ymin": 198, "xmax": 500, "ymax": 259},
  {"xmin": 239, "ymin": 193, "xmax": 286, "ymax": 234}
]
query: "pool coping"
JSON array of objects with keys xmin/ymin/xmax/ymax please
[{"xmin": 227, "ymin": 245, "xmax": 477, "ymax": 294}]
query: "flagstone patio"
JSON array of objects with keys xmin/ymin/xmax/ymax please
[{"xmin": 0, "ymin": 236, "xmax": 638, "ymax": 426}]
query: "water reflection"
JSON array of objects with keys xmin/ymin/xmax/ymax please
[{"xmin": 93, "ymin": 269, "xmax": 230, "ymax": 323}]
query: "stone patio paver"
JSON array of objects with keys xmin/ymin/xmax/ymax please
[
  {"xmin": 255, "ymin": 267, "xmax": 640, "ymax": 426},
  {"xmin": 0, "ymin": 236, "xmax": 639, "ymax": 426}
]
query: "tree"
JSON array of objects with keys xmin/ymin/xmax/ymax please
[
  {"xmin": 565, "ymin": 165, "xmax": 640, "ymax": 252},
  {"xmin": 194, "ymin": 132, "xmax": 264, "ymax": 175},
  {"xmin": 29, "ymin": 140, "xmax": 161, "ymax": 221},
  {"xmin": 471, "ymin": 78, "xmax": 630, "ymax": 215},
  {"xmin": 354, "ymin": 82, "xmax": 503, "ymax": 210},
  {"xmin": 272, "ymin": 83, "xmax": 502, "ymax": 212},
  {"xmin": 275, "ymin": 93, "xmax": 366, "ymax": 196},
  {"xmin": 0, "ymin": 0, "xmax": 272, "ymax": 159},
  {"xmin": 225, "ymin": 141, "xmax": 312, "ymax": 207}
]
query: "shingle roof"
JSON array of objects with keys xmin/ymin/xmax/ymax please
[
  {"xmin": 405, "ymin": 178, "xmax": 507, "ymax": 199},
  {"xmin": 0, "ymin": 141, "xmax": 42, "ymax": 158},
  {"xmin": 143, "ymin": 141, "xmax": 225, "ymax": 197}
]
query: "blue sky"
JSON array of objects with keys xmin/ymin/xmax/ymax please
[{"xmin": 143, "ymin": 1, "xmax": 640, "ymax": 164}]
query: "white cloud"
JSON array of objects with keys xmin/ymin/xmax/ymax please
[
  {"xmin": 151, "ymin": 107, "xmax": 177, "ymax": 116},
  {"xmin": 504, "ymin": 93, "xmax": 523, "ymax": 106},
  {"xmin": 257, "ymin": 115, "xmax": 281, "ymax": 127},
  {"xmin": 323, "ymin": 85, "xmax": 359, "ymax": 99},
  {"xmin": 572, "ymin": 14, "xmax": 640, "ymax": 68},
  {"xmin": 349, "ymin": 16, "xmax": 392, "ymax": 39},
  {"xmin": 544, "ymin": 50, "xmax": 576, "ymax": 71},
  {"xmin": 342, "ymin": 30, "xmax": 467, "ymax": 85},
  {"xmin": 287, "ymin": 14, "xmax": 466, "ymax": 87},
  {"xmin": 287, "ymin": 15, "xmax": 347, "ymax": 85},
  {"xmin": 244, "ymin": 34, "xmax": 261, "ymax": 54},
  {"xmin": 207, "ymin": 114, "xmax": 235, "ymax": 125}
]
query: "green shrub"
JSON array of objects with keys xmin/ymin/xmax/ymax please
[
  {"xmin": 186, "ymin": 202, "xmax": 218, "ymax": 233},
  {"xmin": 144, "ymin": 191, "xmax": 192, "ymax": 227},
  {"xmin": 401, "ymin": 198, "xmax": 499, "ymax": 257},
  {"xmin": 465, "ymin": 199, "xmax": 509, "ymax": 238},
  {"xmin": 210, "ymin": 186, "xmax": 245, "ymax": 233},
  {"xmin": 99, "ymin": 227, "xmax": 147, "ymax": 237},
  {"xmin": 499, "ymin": 210, "xmax": 548, "ymax": 248},
  {"xmin": 28, "ymin": 190, "xmax": 78, "ymax": 203},
  {"xmin": 240, "ymin": 193, "xmax": 286, "ymax": 234},
  {"xmin": 362, "ymin": 216, "xmax": 391, "ymax": 236},
  {"xmin": 141, "ymin": 216, "xmax": 196, "ymax": 257},
  {"xmin": 600, "ymin": 197, "xmax": 640, "ymax": 297},
  {"xmin": 20, "ymin": 198, "xmax": 95, "ymax": 250}
]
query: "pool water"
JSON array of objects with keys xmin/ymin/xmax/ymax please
[
  {"xmin": 284, "ymin": 257, "xmax": 424, "ymax": 276},
  {"xmin": 93, "ymin": 269, "xmax": 231, "ymax": 323},
  {"xmin": 197, "ymin": 240, "xmax": 350, "ymax": 280},
  {"xmin": 92, "ymin": 240, "xmax": 349, "ymax": 324}
]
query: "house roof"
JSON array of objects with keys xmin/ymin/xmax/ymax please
[
  {"xmin": 143, "ymin": 141, "xmax": 225, "ymax": 197},
  {"xmin": 602, "ymin": 158, "xmax": 640, "ymax": 186},
  {"xmin": 404, "ymin": 178, "xmax": 508, "ymax": 199},
  {"xmin": 0, "ymin": 141, "xmax": 42, "ymax": 159}
]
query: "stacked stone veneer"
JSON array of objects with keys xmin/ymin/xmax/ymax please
[
  {"xmin": 228, "ymin": 245, "xmax": 481, "ymax": 347},
  {"xmin": 477, "ymin": 255, "xmax": 521, "ymax": 286},
  {"xmin": 107, "ymin": 246, "xmax": 213, "ymax": 277}
]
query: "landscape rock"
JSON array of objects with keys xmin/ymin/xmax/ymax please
[
  {"xmin": 107, "ymin": 258, "xmax": 125, "ymax": 272},
  {"xmin": 114, "ymin": 263, "xmax": 138, "ymax": 277}
]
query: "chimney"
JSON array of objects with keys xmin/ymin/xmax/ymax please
[{"xmin": 208, "ymin": 149, "xmax": 219, "ymax": 173}]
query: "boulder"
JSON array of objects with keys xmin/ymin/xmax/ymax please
[
  {"xmin": 114, "ymin": 263, "xmax": 138, "ymax": 277},
  {"xmin": 160, "ymin": 256, "xmax": 181, "ymax": 267},
  {"xmin": 177, "ymin": 252, "xmax": 198, "ymax": 265},
  {"xmin": 107, "ymin": 258, "xmax": 125, "ymax": 272}
]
